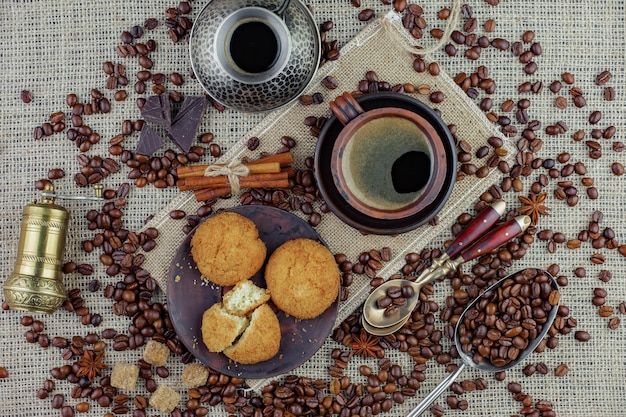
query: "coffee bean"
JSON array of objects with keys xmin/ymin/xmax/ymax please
[
  {"xmin": 594, "ymin": 70, "xmax": 612, "ymax": 85},
  {"xmin": 169, "ymin": 210, "xmax": 185, "ymax": 219},
  {"xmin": 524, "ymin": 61, "xmax": 538, "ymax": 75},
  {"xmin": 308, "ymin": 212, "xmax": 321, "ymax": 227},
  {"xmin": 574, "ymin": 330, "xmax": 590, "ymax": 342},
  {"xmin": 611, "ymin": 162, "xmax": 624, "ymax": 176},
  {"xmin": 209, "ymin": 143, "xmax": 221, "ymax": 157},
  {"xmin": 358, "ymin": 8, "xmax": 375, "ymax": 22},
  {"xmin": 484, "ymin": 19, "xmax": 496, "ymax": 32},
  {"xmin": 401, "ymin": 285, "xmax": 414, "ymax": 298},
  {"xmin": 20, "ymin": 89, "xmax": 33, "ymax": 103},
  {"xmin": 377, "ymin": 296, "xmax": 392, "ymax": 309},
  {"xmin": 590, "ymin": 253, "xmax": 605, "ymax": 264},
  {"xmin": 114, "ymin": 90, "xmax": 128, "ymax": 101},
  {"xmin": 465, "ymin": 46, "xmax": 481, "ymax": 60},
  {"xmin": 588, "ymin": 110, "xmax": 602, "ymax": 124},
  {"xmin": 444, "ymin": 43, "xmax": 457, "ymax": 56},
  {"xmin": 75, "ymin": 402, "xmax": 89, "ymax": 413},
  {"xmin": 561, "ymin": 72, "xmax": 575, "ymax": 84},
  {"xmin": 491, "ymin": 38, "xmax": 510, "ymax": 50},
  {"xmin": 521, "ymin": 30, "xmax": 535, "ymax": 43},
  {"xmin": 429, "ymin": 91, "xmax": 444, "ymax": 103},
  {"xmin": 321, "ymin": 75, "xmax": 339, "ymax": 90},
  {"xmin": 76, "ymin": 264, "xmax": 94, "ymax": 276},
  {"xmin": 602, "ymin": 86, "xmax": 616, "ymax": 101}
]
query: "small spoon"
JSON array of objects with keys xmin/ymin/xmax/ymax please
[
  {"xmin": 363, "ymin": 213, "xmax": 531, "ymax": 330},
  {"xmin": 406, "ymin": 268, "xmax": 560, "ymax": 417},
  {"xmin": 362, "ymin": 313, "xmax": 409, "ymax": 336},
  {"xmin": 362, "ymin": 200, "xmax": 505, "ymax": 330}
]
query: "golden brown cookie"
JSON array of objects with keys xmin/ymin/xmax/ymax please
[
  {"xmin": 191, "ymin": 212, "xmax": 266, "ymax": 286},
  {"xmin": 264, "ymin": 238, "xmax": 340, "ymax": 319},
  {"xmin": 222, "ymin": 303, "xmax": 281, "ymax": 364},
  {"xmin": 200, "ymin": 303, "xmax": 248, "ymax": 353}
]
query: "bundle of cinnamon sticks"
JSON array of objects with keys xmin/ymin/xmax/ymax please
[{"xmin": 176, "ymin": 152, "xmax": 294, "ymax": 201}]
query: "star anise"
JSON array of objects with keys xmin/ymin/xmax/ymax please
[
  {"xmin": 351, "ymin": 330, "xmax": 383, "ymax": 359},
  {"xmin": 76, "ymin": 350, "xmax": 108, "ymax": 382},
  {"xmin": 517, "ymin": 192, "xmax": 550, "ymax": 225}
]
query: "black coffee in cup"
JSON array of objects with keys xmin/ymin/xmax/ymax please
[
  {"xmin": 342, "ymin": 116, "xmax": 432, "ymax": 211},
  {"xmin": 391, "ymin": 151, "xmax": 431, "ymax": 193},
  {"xmin": 229, "ymin": 20, "xmax": 279, "ymax": 74},
  {"xmin": 216, "ymin": 7, "xmax": 291, "ymax": 83}
]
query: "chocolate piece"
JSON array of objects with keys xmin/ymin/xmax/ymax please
[
  {"xmin": 136, "ymin": 123, "xmax": 164, "ymax": 156},
  {"xmin": 141, "ymin": 95, "xmax": 171, "ymax": 129},
  {"xmin": 168, "ymin": 96, "xmax": 208, "ymax": 153}
]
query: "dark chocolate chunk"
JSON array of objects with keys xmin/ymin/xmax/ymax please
[
  {"xmin": 141, "ymin": 95, "xmax": 171, "ymax": 128},
  {"xmin": 167, "ymin": 95, "xmax": 208, "ymax": 153},
  {"xmin": 136, "ymin": 123, "xmax": 164, "ymax": 156}
]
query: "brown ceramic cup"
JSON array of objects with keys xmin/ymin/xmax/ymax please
[{"xmin": 328, "ymin": 92, "xmax": 450, "ymax": 221}]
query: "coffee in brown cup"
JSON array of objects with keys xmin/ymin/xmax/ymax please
[{"xmin": 328, "ymin": 92, "xmax": 451, "ymax": 221}]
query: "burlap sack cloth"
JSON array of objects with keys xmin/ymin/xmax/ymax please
[{"xmin": 1, "ymin": 1, "xmax": 626, "ymax": 416}]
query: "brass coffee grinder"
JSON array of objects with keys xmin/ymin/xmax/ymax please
[{"xmin": 3, "ymin": 183, "xmax": 103, "ymax": 314}]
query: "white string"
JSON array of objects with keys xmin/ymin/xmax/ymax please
[
  {"xmin": 203, "ymin": 159, "xmax": 250, "ymax": 194},
  {"xmin": 382, "ymin": 0, "xmax": 463, "ymax": 56}
]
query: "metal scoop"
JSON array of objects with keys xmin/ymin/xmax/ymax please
[{"xmin": 406, "ymin": 268, "xmax": 560, "ymax": 417}]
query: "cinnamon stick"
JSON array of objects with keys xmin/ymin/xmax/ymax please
[
  {"xmin": 177, "ymin": 161, "xmax": 281, "ymax": 178},
  {"xmin": 247, "ymin": 152, "xmax": 293, "ymax": 166},
  {"xmin": 176, "ymin": 152, "xmax": 293, "ymax": 178},
  {"xmin": 192, "ymin": 178, "xmax": 290, "ymax": 201},
  {"xmin": 178, "ymin": 172, "xmax": 289, "ymax": 192},
  {"xmin": 193, "ymin": 187, "xmax": 232, "ymax": 201}
]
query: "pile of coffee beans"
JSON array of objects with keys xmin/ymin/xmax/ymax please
[
  {"xmin": 376, "ymin": 283, "xmax": 415, "ymax": 316},
  {"xmin": 456, "ymin": 268, "xmax": 560, "ymax": 368}
]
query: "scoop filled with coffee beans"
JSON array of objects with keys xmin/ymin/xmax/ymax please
[{"xmin": 407, "ymin": 268, "xmax": 560, "ymax": 417}]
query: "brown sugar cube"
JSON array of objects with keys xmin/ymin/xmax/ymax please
[
  {"xmin": 143, "ymin": 340, "xmax": 170, "ymax": 366},
  {"xmin": 181, "ymin": 363, "xmax": 209, "ymax": 387},
  {"xmin": 110, "ymin": 363, "xmax": 139, "ymax": 391},
  {"xmin": 149, "ymin": 384, "xmax": 181, "ymax": 413}
]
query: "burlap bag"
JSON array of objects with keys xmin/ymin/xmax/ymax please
[
  {"xmin": 141, "ymin": 10, "xmax": 515, "ymax": 391},
  {"xmin": 1, "ymin": 1, "xmax": 625, "ymax": 416}
]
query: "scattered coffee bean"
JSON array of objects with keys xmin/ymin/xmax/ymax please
[
  {"xmin": 574, "ymin": 330, "xmax": 590, "ymax": 342},
  {"xmin": 561, "ymin": 72, "xmax": 575, "ymax": 84},
  {"xmin": 20, "ymin": 90, "xmax": 33, "ymax": 103}
]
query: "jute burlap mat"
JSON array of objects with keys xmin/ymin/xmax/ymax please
[{"xmin": 141, "ymin": 11, "xmax": 515, "ymax": 391}]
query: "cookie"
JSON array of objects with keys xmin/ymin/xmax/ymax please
[
  {"xmin": 191, "ymin": 212, "xmax": 266, "ymax": 286},
  {"xmin": 222, "ymin": 303, "xmax": 281, "ymax": 364},
  {"xmin": 265, "ymin": 238, "xmax": 340, "ymax": 319},
  {"xmin": 200, "ymin": 303, "xmax": 248, "ymax": 352}
]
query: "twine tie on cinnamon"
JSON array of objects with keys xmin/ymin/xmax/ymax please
[{"xmin": 203, "ymin": 159, "xmax": 250, "ymax": 194}]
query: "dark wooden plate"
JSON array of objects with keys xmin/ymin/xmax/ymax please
[{"xmin": 167, "ymin": 205, "xmax": 339, "ymax": 379}]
